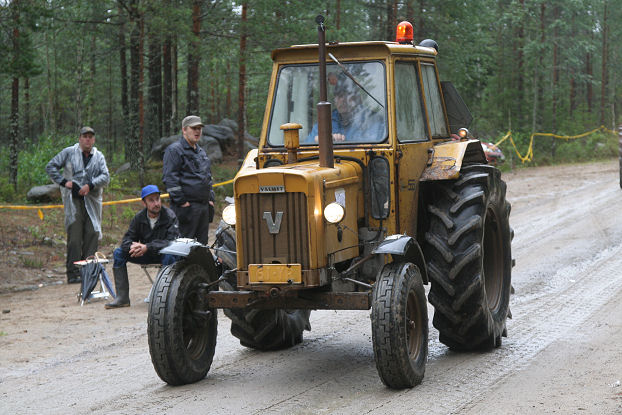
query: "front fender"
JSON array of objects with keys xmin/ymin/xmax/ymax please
[
  {"xmin": 372, "ymin": 235, "xmax": 428, "ymax": 284},
  {"xmin": 160, "ymin": 238, "xmax": 218, "ymax": 281}
]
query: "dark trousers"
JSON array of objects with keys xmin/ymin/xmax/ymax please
[
  {"xmin": 66, "ymin": 198, "xmax": 98, "ymax": 278},
  {"xmin": 113, "ymin": 247, "xmax": 177, "ymax": 270},
  {"xmin": 173, "ymin": 202, "xmax": 210, "ymax": 244}
]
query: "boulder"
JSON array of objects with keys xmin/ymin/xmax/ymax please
[
  {"xmin": 150, "ymin": 134, "xmax": 222, "ymax": 163},
  {"xmin": 218, "ymin": 118, "xmax": 238, "ymax": 132},
  {"xmin": 203, "ymin": 124, "xmax": 234, "ymax": 146},
  {"xmin": 199, "ymin": 136, "xmax": 223, "ymax": 163},
  {"xmin": 27, "ymin": 184, "xmax": 61, "ymax": 202},
  {"xmin": 115, "ymin": 162, "xmax": 131, "ymax": 175},
  {"xmin": 150, "ymin": 135, "xmax": 180, "ymax": 160}
]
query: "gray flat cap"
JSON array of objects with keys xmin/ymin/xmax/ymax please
[
  {"xmin": 80, "ymin": 126, "xmax": 95, "ymax": 135},
  {"xmin": 182, "ymin": 115, "xmax": 204, "ymax": 128}
]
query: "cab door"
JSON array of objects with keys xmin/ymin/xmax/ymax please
[{"xmin": 394, "ymin": 58, "xmax": 450, "ymax": 237}]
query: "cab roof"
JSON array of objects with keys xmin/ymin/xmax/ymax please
[{"xmin": 271, "ymin": 41, "xmax": 437, "ymax": 63}]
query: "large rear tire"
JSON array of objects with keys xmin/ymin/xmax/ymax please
[
  {"xmin": 220, "ymin": 280, "xmax": 311, "ymax": 350},
  {"xmin": 214, "ymin": 222, "xmax": 311, "ymax": 350},
  {"xmin": 424, "ymin": 164, "xmax": 512, "ymax": 350},
  {"xmin": 147, "ymin": 262, "xmax": 217, "ymax": 385},
  {"xmin": 371, "ymin": 262, "xmax": 428, "ymax": 389}
]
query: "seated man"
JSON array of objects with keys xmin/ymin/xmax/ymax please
[
  {"xmin": 105, "ymin": 185, "xmax": 179, "ymax": 309},
  {"xmin": 306, "ymin": 77, "xmax": 386, "ymax": 143}
]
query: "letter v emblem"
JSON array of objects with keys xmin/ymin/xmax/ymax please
[{"xmin": 263, "ymin": 211, "xmax": 283, "ymax": 234}]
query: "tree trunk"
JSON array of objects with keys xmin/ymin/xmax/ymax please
[
  {"xmin": 147, "ymin": 29, "xmax": 163, "ymax": 150},
  {"xmin": 187, "ymin": 0, "xmax": 201, "ymax": 115},
  {"xmin": 226, "ymin": 62, "xmax": 232, "ymax": 118},
  {"xmin": 536, "ymin": 3, "xmax": 545, "ymax": 131},
  {"xmin": 119, "ymin": 2, "xmax": 130, "ymax": 157},
  {"xmin": 386, "ymin": 1, "xmax": 396, "ymax": 41},
  {"xmin": 336, "ymin": 0, "xmax": 341, "ymax": 30},
  {"xmin": 600, "ymin": 3, "xmax": 608, "ymax": 126},
  {"xmin": 128, "ymin": 1, "xmax": 144, "ymax": 181},
  {"xmin": 551, "ymin": 5, "xmax": 560, "ymax": 156},
  {"xmin": 237, "ymin": 2, "xmax": 247, "ymax": 163},
  {"xmin": 406, "ymin": 0, "xmax": 414, "ymax": 26},
  {"xmin": 417, "ymin": 0, "xmax": 424, "ymax": 42},
  {"xmin": 586, "ymin": 11, "xmax": 594, "ymax": 115},
  {"xmin": 10, "ymin": 76, "xmax": 19, "ymax": 191},
  {"xmin": 516, "ymin": 0, "xmax": 525, "ymax": 126},
  {"xmin": 24, "ymin": 77, "xmax": 31, "ymax": 140},
  {"xmin": 173, "ymin": 36, "xmax": 178, "ymax": 129},
  {"xmin": 163, "ymin": 35, "xmax": 172, "ymax": 136}
]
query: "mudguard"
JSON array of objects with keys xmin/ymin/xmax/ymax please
[
  {"xmin": 420, "ymin": 139, "xmax": 486, "ymax": 181},
  {"xmin": 372, "ymin": 235, "xmax": 428, "ymax": 284},
  {"xmin": 160, "ymin": 238, "xmax": 218, "ymax": 280},
  {"xmin": 160, "ymin": 238, "xmax": 205, "ymax": 257}
]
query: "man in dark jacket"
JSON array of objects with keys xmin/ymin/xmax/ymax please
[
  {"xmin": 105, "ymin": 185, "xmax": 179, "ymax": 309},
  {"xmin": 162, "ymin": 115, "xmax": 215, "ymax": 244}
]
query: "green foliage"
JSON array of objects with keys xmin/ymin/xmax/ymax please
[
  {"xmin": 121, "ymin": 206, "xmax": 136, "ymax": 223},
  {"xmin": 0, "ymin": 177, "xmax": 16, "ymax": 202},
  {"xmin": 27, "ymin": 225, "xmax": 44, "ymax": 240},
  {"xmin": 20, "ymin": 256, "xmax": 44, "ymax": 269},
  {"xmin": 15, "ymin": 135, "xmax": 75, "ymax": 189}
]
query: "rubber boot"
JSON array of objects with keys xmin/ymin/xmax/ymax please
[{"xmin": 105, "ymin": 267, "xmax": 130, "ymax": 309}]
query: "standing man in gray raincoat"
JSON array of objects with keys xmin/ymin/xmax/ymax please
[{"xmin": 46, "ymin": 126, "xmax": 110, "ymax": 283}]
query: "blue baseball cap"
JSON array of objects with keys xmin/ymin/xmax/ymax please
[{"xmin": 141, "ymin": 185, "xmax": 160, "ymax": 199}]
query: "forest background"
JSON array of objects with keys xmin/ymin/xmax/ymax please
[{"xmin": 0, "ymin": 0, "xmax": 621, "ymax": 201}]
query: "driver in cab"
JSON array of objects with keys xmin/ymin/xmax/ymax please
[{"xmin": 306, "ymin": 74, "xmax": 385, "ymax": 143}]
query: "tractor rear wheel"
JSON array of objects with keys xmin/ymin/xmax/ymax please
[
  {"xmin": 214, "ymin": 222, "xmax": 311, "ymax": 350},
  {"xmin": 424, "ymin": 164, "xmax": 512, "ymax": 350},
  {"xmin": 220, "ymin": 280, "xmax": 311, "ymax": 350},
  {"xmin": 371, "ymin": 262, "xmax": 428, "ymax": 389}
]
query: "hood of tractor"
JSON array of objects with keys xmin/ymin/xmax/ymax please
[{"xmin": 233, "ymin": 159, "xmax": 363, "ymax": 279}]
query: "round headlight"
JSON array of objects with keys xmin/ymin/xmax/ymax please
[
  {"xmin": 324, "ymin": 202, "xmax": 345, "ymax": 224},
  {"xmin": 222, "ymin": 204, "xmax": 236, "ymax": 226}
]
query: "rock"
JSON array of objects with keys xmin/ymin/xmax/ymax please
[
  {"xmin": 150, "ymin": 135, "xmax": 180, "ymax": 160},
  {"xmin": 150, "ymin": 134, "xmax": 222, "ymax": 163},
  {"xmin": 26, "ymin": 184, "xmax": 61, "ymax": 202},
  {"xmin": 115, "ymin": 162, "xmax": 131, "ymax": 175},
  {"xmin": 199, "ymin": 136, "xmax": 223, "ymax": 163},
  {"xmin": 218, "ymin": 118, "xmax": 238, "ymax": 132},
  {"xmin": 203, "ymin": 124, "xmax": 235, "ymax": 146}
]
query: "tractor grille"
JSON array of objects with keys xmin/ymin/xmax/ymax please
[{"xmin": 239, "ymin": 192, "xmax": 309, "ymax": 269}]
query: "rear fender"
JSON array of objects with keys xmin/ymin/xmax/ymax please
[
  {"xmin": 372, "ymin": 235, "xmax": 428, "ymax": 284},
  {"xmin": 420, "ymin": 139, "xmax": 486, "ymax": 181}
]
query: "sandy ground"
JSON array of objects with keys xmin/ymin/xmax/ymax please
[{"xmin": 1, "ymin": 159, "xmax": 622, "ymax": 414}]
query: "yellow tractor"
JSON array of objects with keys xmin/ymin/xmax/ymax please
[{"xmin": 147, "ymin": 16, "xmax": 513, "ymax": 389}]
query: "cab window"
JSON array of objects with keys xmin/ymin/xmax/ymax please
[
  {"xmin": 395, "ymin": 62, "xmax": 427, "ymax": 142},
  {"xmin": 267, "ymin": 61, "xmax": 387, "ymax": 146},
  {"xmin": 421, "ymin": 63, "xmax": 448, "ymax": 137}
]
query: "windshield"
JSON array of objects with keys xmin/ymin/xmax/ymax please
[{"xmin": 267, "ymin": 61, "xmax": 387, "ymax": 146}]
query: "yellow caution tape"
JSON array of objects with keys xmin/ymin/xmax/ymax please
[
  {"xmin": 0, "ymin": 177, "xmax": 236, "ymax": 213},
  {"xmin": 494, "ymin": 125, "xmax": 617, "ymax": 163}
]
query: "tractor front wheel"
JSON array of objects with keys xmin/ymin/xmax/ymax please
[
  {"xmin": 371, "ymin": 262, "xmax": 428, "ymax": 389},
  {"xmin": 147, "ymin": 263, "xmax": 218, "ymax": 385}
]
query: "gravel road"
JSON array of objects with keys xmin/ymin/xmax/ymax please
[{"xmin": 1, "ymin": 160, "xmax": 621, "ymax": 414}]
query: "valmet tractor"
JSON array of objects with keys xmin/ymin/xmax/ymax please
[{"xmin": 147, "ymin": 17, "xmax": 513, "ymax": 389}]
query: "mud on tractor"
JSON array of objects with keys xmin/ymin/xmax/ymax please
[{"xmin": 147, "ymin": 17, "xmax": 513, "ymax": 389}]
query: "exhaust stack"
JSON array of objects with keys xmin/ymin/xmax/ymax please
[{"xmin": 316, "ymin": 15, "xmax": 334, "ymax": 168}]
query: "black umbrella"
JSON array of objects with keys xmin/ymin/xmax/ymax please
[{"xmin": 80, "ymin": 261, "xmax": 104, "ymax": 304}]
